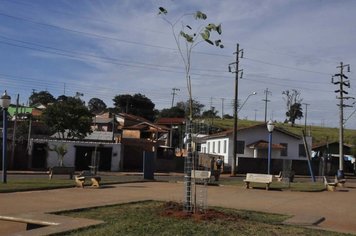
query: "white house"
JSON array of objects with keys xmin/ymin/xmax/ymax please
[
  {"xmin": 201, "ymin": 123, "xmax": 312, "ymax": 167},
  {"xmin": 29, "ymin": 131, "xmax": 123, "ymax": 171}
]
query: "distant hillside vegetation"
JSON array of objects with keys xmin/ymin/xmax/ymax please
[{"xmin": 213, "ymin": 118, "xmax": 356, "ymax": 146}]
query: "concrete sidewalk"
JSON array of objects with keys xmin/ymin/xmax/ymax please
[{"xmin": 1, "ymin": 179, "xmax": 356, "ymax": 235}]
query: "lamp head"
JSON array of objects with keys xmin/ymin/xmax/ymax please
[
  {"xmin": 0, "ymin": 90, "xmax": 11, "ymax": 109},
  {"xmin": 267, "ymin": 120, "xmax": 275, "ymax": 132}
]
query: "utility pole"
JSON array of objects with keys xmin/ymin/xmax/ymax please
[
  {"xmin": 220, "ymin": 98, "xmax": 225, "ymax": 119},
  {"xmin": 263, "ymin": 88, "xmax": 272, "ymax": 123},
  {"xmin": 171, "ymin": 88, "xmax": 180, "ymax": 107},
  {"xmin": 10, "ymin": 94, "xmax": 19, "ymax": 169},
  {"xmin": 332, "ymin": 62, "xmax": 352, "ymax": 179},
  {"xmin": 302, "ymin": 103, "xmax": 310, "ymax": 133},
  {"xmin": 254, "ymin": 109, "xmax": 257, "ymax": 121},
  {"xmin": 228, "ymin": 43, "xmax": 243, "ymax": 176}
]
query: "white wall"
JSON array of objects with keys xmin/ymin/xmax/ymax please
[
  {"xmin": 205, "ymin": 138, "xmax": 229, "ymax": 163},
  {"xmin": 32, "ymin": 140, "xmax": 122, "ymax": 171},
  {"xmin": 204, "ymin": 125, "xmax": 312, "ymax": 166}
]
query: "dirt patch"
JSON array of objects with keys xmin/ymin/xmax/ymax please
[{"xmin": 160, "ymin": 201, "xmax": 242, "ymax": 222}]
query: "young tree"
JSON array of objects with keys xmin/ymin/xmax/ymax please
[
  {"xmin": 282, "ymin": 89, "xmax": 303, "ymax": 126},
  {"xmin": 158, "ymin": 6, "xmax": 223, "ymax": 212},
  {"xmin": 48, "ymin": 143, "xmax": 68, "ymax": 167},
  {"xmin": 158, "ymin": 7, "xmax": 223, "ymax": 119},
  {"xmin": 42, "ymin": 97, "xmax": 93, "ymax": 139}
]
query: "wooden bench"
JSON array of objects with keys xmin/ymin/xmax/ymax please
[
  {"xmin": 244, "ymin": 173, "xmax": 273, "ymax": 190},
  {"xmin": 75, "ymin": 171, "xmax": 101, "ymax": 188},
  {"xmin": 324, "ymin": 176, "xmax": 337, "ymax": 192},
  {"xmin": 48, "ymin": 166, "xmax": 75, "ymax": 180}
]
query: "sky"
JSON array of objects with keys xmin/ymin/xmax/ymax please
[{"xmin": 0, "ymin": 0, "xmax": 355, "ymax": 129}]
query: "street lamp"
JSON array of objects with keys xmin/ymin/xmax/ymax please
[
  {"xmin": 1, "ymin": 90, "xmax": 11, "ymax": 184},
  {"xmin": 238, "ymin": 91, "xmax": 257, "ymax": 112},
  {"xmin": 267, "ymin": 120, "xmax": 274, "ymax": 175}
]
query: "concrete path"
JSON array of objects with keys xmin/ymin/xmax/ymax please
[{"xmin": 1, "ymin": 179, "xmax": 356, "ymax": 235}]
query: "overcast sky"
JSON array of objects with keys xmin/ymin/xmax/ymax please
[{"xmin": 0, "ymin": 0, "xmax": 355, "ymax": 129}]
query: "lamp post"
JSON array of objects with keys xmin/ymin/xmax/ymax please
[
  {"xmin": 238, "ymin": 92, "xmax": 257, "ymax": 112},
  {"xmin": 1, "ymin": 90, "xmax": 11, "ymax": 184},
  {"xmin": 267, "ymin": 120, "xmax": 274, "ymax": 175}
]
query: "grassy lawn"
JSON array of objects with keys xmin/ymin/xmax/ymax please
[
  {"xmin": 0, "ymin": 175, "xmax": 326, "ymax": 193},
  {"xmin": 0, "ymin": 175, "xmax": 148, "ymax": 193},
  {"xmin": 54, "ymin": 201, "xmax": 346, "ymax": 236}
]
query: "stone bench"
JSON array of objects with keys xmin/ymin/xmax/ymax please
[
  {"xmin": 75, "ymin": 171, "xmax": 101, "ymax": 188},
  {"xmin": 334, "ymin": 176, "xmax": 346, "ymax": 187},
  {"xmin": 244, "ymin": 173, "xmax": 273, "ymax": 190},
  {"xmin": 275, "ymin": 170, "xmax": 295, "ymax": 182},
  {"xmin": 48, "ymin": 167, "xmax": 75, "ymax": 180}
]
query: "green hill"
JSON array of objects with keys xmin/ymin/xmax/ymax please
[{"xmin": 213, "ymin": 118, "xmax": 356, "ymax": 146}]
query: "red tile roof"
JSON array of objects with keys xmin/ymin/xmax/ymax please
[{"xmin": 155, "ymin": 117, "xmax": 186, "ymax": 125}]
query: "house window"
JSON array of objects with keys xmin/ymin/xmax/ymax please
[
  {"xmin": 218, "ymin": 141, "xmax": 221, "ymax": 153},
  {"xmin": 280, "ymin": 143, "xmax": 288, "ymax": 156},
  {"xmin": 212, "ymin": 141, "xmax": 215, "ymax": 153},
  {"xmin": 207, "ymin": 142, "xmax": 210, "ymax": 153},
  {"xmin": 236, "ymin": 140, "xmax": 245, "ymax": 154},
  {"xmin": 299, "ymin": 144, "xmax": 306, "ymax": 157},
  {"xmin": 223, "ymin": 140, "xmax": 227, "ymax": 153}
]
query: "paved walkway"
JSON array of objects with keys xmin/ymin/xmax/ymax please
[{"xmin": 1, "ymin": 176, "xmax": 356, "ymax": 235}]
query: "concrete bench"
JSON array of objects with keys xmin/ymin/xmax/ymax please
[
  {"xmin": 75, "ymin": 172, "xmax": 101, "ymax": 188},
  {"xmin": 244, "ymin": 173, "xmax": 273, "ymax": 190},
  {"xmin": 334, "ymin": 176, "xmax": 346, "ymax": 187},
  {"xmin": 275, "ymin": 170, "xmax": 295, "ymax": 182},
  {"xmin": 324, "ymin": 176, "xmax": 337, "ymax": 192},
  {"xmin": 48, "ymin": 167, "xmax": 75, "ymax": 180}
]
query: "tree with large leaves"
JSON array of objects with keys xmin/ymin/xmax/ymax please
[
  {"xmin": 158, "ymin": 7, "xmax": 223, "ymax": 119},
  {"xmin": 286, "ymin": 103, "xmax": 303, "ymax": 126},
  {"xmin": 29, "ymin": 91, "xmax": 56, "ymax": 106},
  {"xmin": 42, "ymin": 97, "xmax": 93, "ymax": 139},
  {"xmin": 158, "ymin": 7, "xmax": 223, "ymax": 212},
  {"xmin": 88, "ymin": 98, "xmax": 107, "ymax": 114},
  {"xmin": 113, "ymin": 93, "xmax": 155, "ymax": 121}
]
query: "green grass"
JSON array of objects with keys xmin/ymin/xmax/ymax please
[
  {"xmin": 213, "ymin": 118, "xmax": 356, "ymax": 146},
  {"xmin": 54, "ymin": 201, "xmax": 347, "ymax": 236},
  {"xmin": 0, "ymin": 175, "xmax": 147, "ymax": 193}
]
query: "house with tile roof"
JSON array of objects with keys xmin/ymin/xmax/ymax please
[{"xmin": 201, "ymin": 123, "xmax": 312, "ymax": 172}]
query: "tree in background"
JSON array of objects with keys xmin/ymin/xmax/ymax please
[
  {"xmin": 159, "ymin": 106, "xmax": 185, "ymax": 118},
  {"xmin": 42, "ymin": 96, "xmax": 93, "ymax": 139},
  {"xmin": 176, "ymin": 100, "xmax": 205, "ymax": 118},
  {"xmin": 29, "ymin": 91, "xmax": 56, "ymax": 106},
  {"xmin": 113, "ymin": 93, "xmax": 156, "ymax": 121},
  {"xmin": 201, "ymin": 107, "xmax": 219, "ymax": 119},
  {"xmin": 88, "ymin": 97, "xmax": 107, "ymax": 114},
  {"xmin": 282, "ymin": 89, "xmax": 303, "ymax": 126}
]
